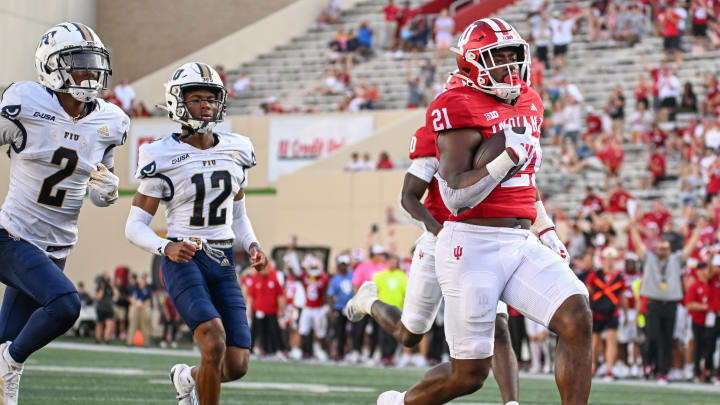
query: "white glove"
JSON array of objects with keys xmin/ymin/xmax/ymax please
[
  {"xmin": 503, "ymin": 126, "xmax": 534, "ymax": 166},
  {"xmin": 538, "ymin": 228, "xmax": 570, "ymax": 262},
  {"xmin": 88, "ymin": 163, "xmax": 119, "ymax": 204}
]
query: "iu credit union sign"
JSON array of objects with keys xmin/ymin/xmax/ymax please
[{"xmin": 268, "ymin": 115, "xmax": 374, "ymax": 182}]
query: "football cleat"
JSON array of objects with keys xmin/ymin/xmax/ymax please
[
  {"xmin": 170, "ymin": 364, "xmax": 198, "ymax": 405},
  {"xmin": 0, "ymin": 342, "xmax": 23, "ymax": 405},
  {"xmin": 343, "ymin": 281, "xmax": 378, "ymax": 322}
]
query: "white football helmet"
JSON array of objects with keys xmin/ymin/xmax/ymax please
[
  {"xmin": 35, "ymin": 22, "xmax": 111, "ymax": 102},
  {"xmin": 161, "ymin": 62, "xmax": 227, "ymax": 135}
]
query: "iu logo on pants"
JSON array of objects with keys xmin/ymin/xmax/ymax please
[{"xmin": 453, "ymin": 245, "xmax": 463, "ymax": 260}]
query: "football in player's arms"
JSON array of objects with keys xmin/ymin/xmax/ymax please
[{"xmin": 473, "ymin": 127, "xmax": 526, "ymax": 182}]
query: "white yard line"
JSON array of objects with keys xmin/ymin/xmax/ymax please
[{"xmin": 148, "ymin": 379, "xmax": 375, "ymax": 393}]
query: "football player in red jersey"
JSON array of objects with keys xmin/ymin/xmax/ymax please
[
  {"xmin": 377, "ymin": 18, "xmax": 591, "ymax": 405},
  {"xmin": 345, "ymin": 72, "xmax": 518, "ymax": 405}
]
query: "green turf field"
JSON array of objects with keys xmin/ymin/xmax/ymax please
[{"xmin": 16, "ymin": 342, "xmax": 720, "ymax": 404}]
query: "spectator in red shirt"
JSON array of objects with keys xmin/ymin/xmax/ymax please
[
  {"xmin": 608, "ymin": 181, "xmax": 636, "ymax": 217},
  {"xmin": 382, "ymin": 0, "xmax": 400, "ymax": 50},
  {"xmin": 581, "ymin": 186, "xmax": 606, "ymax": 217},
  {"xmin": 646, "ymin": 144, "xmax": 668, "ymax": 188},
  {"xmin": 376, "ymin": 151, "xmax": 394, "ymax": 170},
  {"xmin": 597, "ymin": 137, "xmax": 625, "ymax": 190},
  {"xmin": 706, "ymin": 154, "xmax": 720, "ymax": 200},
  {"xmin": 583, "ymin": 106, "xmax": 603, "ymax": 140},
  {"xmin": 686, "ymin": 262, "xmax": 716, "ymax": 381},
  {"xmin": 658, "ymin": 6, "xmax": 683, "ymax": 66},
  {"xmin": 644, "ymin": 200, "xmax": 673, "ymax": 231},
  {"xmin": 247, "ymin": 264, "xmax": 286, "ymax": 356}
]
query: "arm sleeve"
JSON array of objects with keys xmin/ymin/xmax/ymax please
[
  {"xmin": 125, "ymin": 205, "xmax": 170, "ymax": 255},
  {"xmin": 232, "ymin": 196, "xmax": 259, "ymax": 253},
  {"xmin": 406, "ymin": 157, "xmax": 439, "ymax": 183}
]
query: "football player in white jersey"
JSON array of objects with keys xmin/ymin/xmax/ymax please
[
  {"xmin": 0, "ymin": 22, "xmax": 126, "ymax": 404},
  {"xmin": 125, "ymin": 62, "xmax": 267, "ymax": 405}
]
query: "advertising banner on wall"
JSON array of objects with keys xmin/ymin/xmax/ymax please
[
  {"xmin": 128, "ymin": 119, "xmax": 232, "ymax": 184},
  {"xmin": 267, "ymin": 115, "xmax": 374, "ymax": 183}
]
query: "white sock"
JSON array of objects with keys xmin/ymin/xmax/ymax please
[
  {"xmin": 529, "ymin": 341, "xmax": 540, "ymax": 368},
  {"xmin": 541, "ymin": 340, "xmax": 551, "ymax": 365},
  {"xmin": 505, "ymin": 402, "xmax": 520, "ymax": 405},
  {"xmin": 394, "ymin": 391, "xmax": 406, "ymax": 405}
]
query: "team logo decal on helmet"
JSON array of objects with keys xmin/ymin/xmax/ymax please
[
  {"xmin": 35, "ymin": 22, "xmax": 111, "ymax": 102},
  {"xmin": 159, "ymin": 62, "xmax": 227, "ymax": 136},
  {"xmin": 450, "ymin": 18, "xmax": 530, "ymax": 101}
]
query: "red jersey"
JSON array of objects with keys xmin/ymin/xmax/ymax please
[
  {"xmin": 409, "ymin": 126, "xmax": 450, "ymax": 224},
  {"xmin": 248, "ymin": 271, "xmax": 284, "ymax": 315},
  {"xmin": 643, "ymin": 209, "xmax": 672, "ymax": 231},
  {"xmin": 427, "ymin": 86, "xmax": 544, "ymax": 221},
  {"xmin": 582, "ymin": 194, "xmax": 605, "ymax": 215},
  {"xmin": 585, "ymin": 114, "xmax": 602, "ymax": 136},
  {"xmin": 302, "ymin": 272, "xmax": 329, "ymax": 308},
  {"xmin": 648, "ymin": 152, "xmax": 666, "ymax": 177},
  {"xmin": 686, "ymin": 279, "xmax": 713, "ymax": 325},
  {"xmin": 597, "ymin": 146, "xmax": 624, "ymax": 171},
  {"xmin": 608, "ymin": 188, "xmax": 634, "ymax": 214},
  {"xmin": 383, "ymin": 4, "xmax": 400, "ymax": 21},
  {"xmin": 711, "ymin": 274, "xmax": 720, "ymax": 312},
  {"xmin": 622, "ymin": 272, "xmax": 641, "ymax": 310}
]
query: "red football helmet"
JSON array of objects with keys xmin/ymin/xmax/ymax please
[{"xmin": 451, "ymin": 17, "xmax": 530, "ymax": 100}]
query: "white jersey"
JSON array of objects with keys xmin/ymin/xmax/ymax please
[
  {"xmin": 0, "ymin": 81, "xmax": 129, "ymax": 258},
  {"xmin": 135, "ymin": 131, "xmax": 256, "ymax": 241}
]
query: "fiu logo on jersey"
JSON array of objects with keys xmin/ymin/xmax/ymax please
[
  {"xmin": 172, "ymin": 154, "xmax": 190, "ymax": 165},
  {"xmin": 33, "ymin": 111, "xmax": 56, "ymax": 121},
  {"xmin": 140, "ymin": 161, "xmax": 157, "ymax": 177},
  {"xmin": 453, "ymin": 245, "xmax": 463, "ymax": 260},
  {"xmin": 64, "ymin": 131, "xmax": 80, "ymax": 141},
  {"xmin": 484, "ymin": 111, "xmax": 499, "ymax": 121},
  {"xmin": 97, "ymin": 125, "xmax": 110, "ymax": 136},
  {"xmin": 202, "ymin": 160, "xmax": 216, "ymax": 167},
  {"xmin": 1, "ymin": 105, "xmax": 21, "ymax": 119}
]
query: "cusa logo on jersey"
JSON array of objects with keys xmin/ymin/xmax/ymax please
[
  {"xmin": 33, "ymin": 111, "xmax": 55, "ymax": 121},
  {"xmin": 172, "ymin": 154, "xmax": 190, "ymax": 164}
]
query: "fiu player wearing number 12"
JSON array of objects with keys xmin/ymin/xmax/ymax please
[
  {"xmin": 0, "ymin": 22, "xmax": 126, "ymax": 405},
  {"xmin": 125, "ymin": 62, "xmax": 267, "ymax": 405}
]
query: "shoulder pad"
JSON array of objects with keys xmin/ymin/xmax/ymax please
[
  {"xmin": 215, "ymin": 131, "xmax": 256, "ymax": 168},
  {"xmin": 135, "ymin": 135, "xmax": 175, "ymax": 178},
  {"xmin": 426, "ymin": 87, "xmax": 489, "ymax": 132},
  {"xmin": 409, "ymin": 126, "xmax": 437, "ymax": 159}
]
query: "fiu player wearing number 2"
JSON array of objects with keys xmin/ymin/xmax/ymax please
[
  {"xmin": 125, "ymin": 63, "xmax": 267, "ymax": 405},
  {"xmin": 378, "ymin": 18, "xmax": 591, "ymax": 405},
  {"xmin": 0, "ymin": 23, "xmax": 125, "ymax": 405}
]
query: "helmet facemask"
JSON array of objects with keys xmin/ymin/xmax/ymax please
[
  {"xmin": 169, "ymin": 84, "xmax": 227, "ymax": 137},
  {"xmin": 45, "ymin": 46, "xmax": 111, "ymax": 102},
  {"xmin": 457, "ymin": 40, "xmax": 530, "ymax": 100}
]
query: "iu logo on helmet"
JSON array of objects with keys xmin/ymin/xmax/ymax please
[{"xmin": 453, "ymin": 245, "xmax": 463, "ymax": 260}]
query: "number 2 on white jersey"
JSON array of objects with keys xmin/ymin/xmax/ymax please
[{"xmin": 431, "ymin": 108, "xmax": 452, "ymax": 132}]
